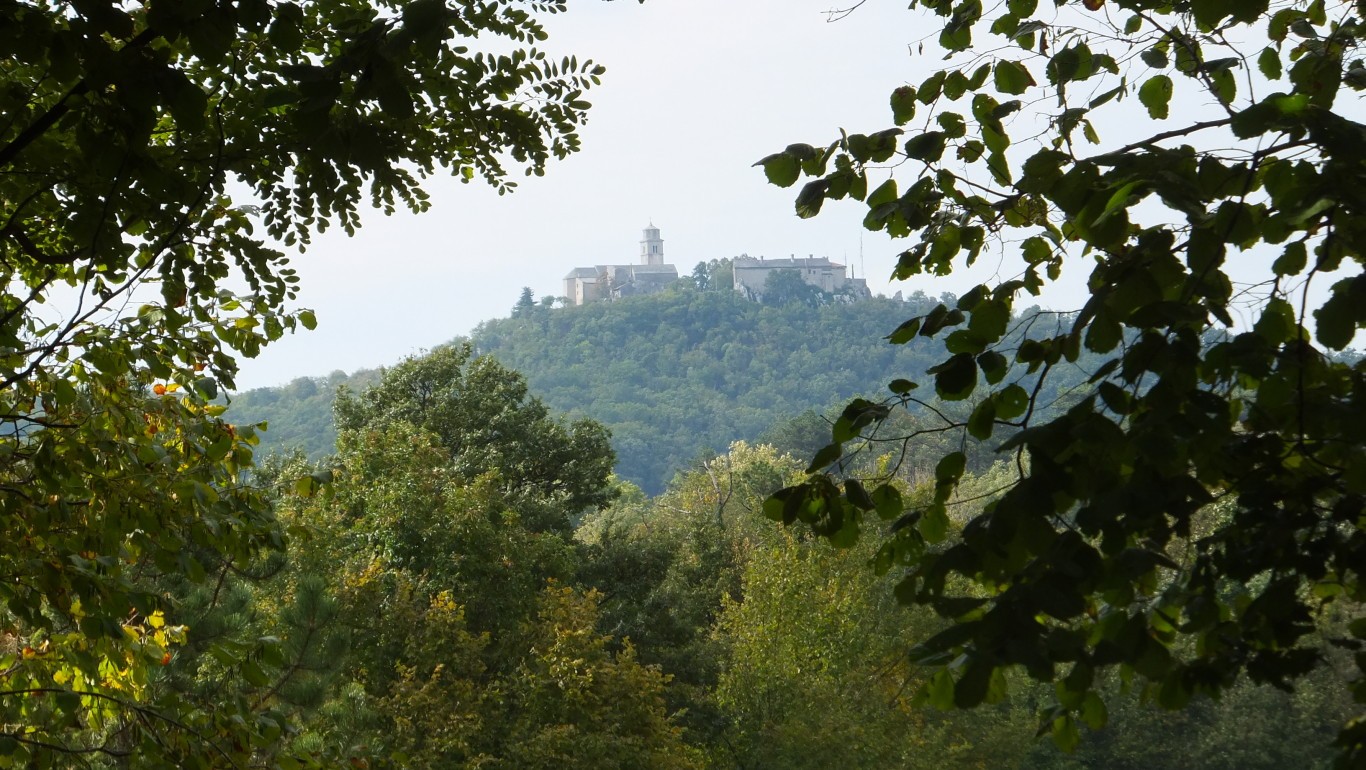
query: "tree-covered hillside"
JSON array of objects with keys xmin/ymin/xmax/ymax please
[
  {"xmin": 468, "ymin": 288, "xmax": 957, "ymax": 491},
  {"xmin": 228, "ymin": 286, "xmax": 1096, "ymax": 492}
]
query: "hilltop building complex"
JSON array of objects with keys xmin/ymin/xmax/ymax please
[
  {"xmin": 563, "ymin": 225, "xmax": 680, "ymax": 305},
  {"xmin": 563, "ymin": 226, "xmax": 870, "ymax": 305},
  {"xmin": 731, "ymin": 255, "xmax": 870, "ymax": 302}
]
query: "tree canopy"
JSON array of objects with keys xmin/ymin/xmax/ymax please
[
  {"xmin": 0, "ymin": 0, "xmax": 600, "ymax": 763},
  {"xmin": 334, "ymin": 343, "xmax": 617, "ymax": 532},
  {"xmin": 757, "ymin": 0, "xmax": 1366, "ymax": 763}
]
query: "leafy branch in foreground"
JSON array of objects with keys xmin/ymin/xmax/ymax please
[
  {"xmin": 760, "ymin": 0, "xmax": 1366, "ymax": 763},
  {"xmin": 0, "ymin": 0, "xmax": 600, "ymax": 765}
]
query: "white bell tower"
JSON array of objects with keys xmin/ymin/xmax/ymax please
[{"xmin": 640, "ymin": 224, "xmax": 664, "ymax": 265}]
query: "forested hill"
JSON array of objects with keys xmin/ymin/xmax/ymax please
[
  {"xmin": 467, "ymin": 289, "xmax": 955, "ymax": 490},
  {"xmin": 228, "ymin": 287, "xmax": 1086, "ymax": 492}
]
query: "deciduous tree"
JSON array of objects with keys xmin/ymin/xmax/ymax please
[
  {"xmin": 0, "ymin": 0, "xmax": 601, "ymax": 763},
  {"xmin": 333, "ymin": 344, "xmax": 616, "ymax": 531},
  {"xmin": 758, "ymin": 1, "xmax": 1366, "ymax": 763}
]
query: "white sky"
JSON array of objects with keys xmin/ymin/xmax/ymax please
[
  {"xmin": 230, "ymin": 1, "xmax": 1361, "ymax": 390},
  {"xmin": 233, "ymin": 0, "xmax": 975, "ymax": 389}
]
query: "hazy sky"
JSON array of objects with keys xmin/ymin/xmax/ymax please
[
  {"xmin": 233, "ymin": 0, "xmax": 984, "ymax": 389},
  {"xmin": 230, "ymin": 1, "xmax": 1355, "ymax": 390}
]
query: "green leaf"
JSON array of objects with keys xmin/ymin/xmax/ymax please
[
  {"xmin": 867, "ymin": 178, "xmax": 898, "ymax": 209},
  {"xmin": 996, "ymin": 383, "xmax": 1030, "ymax": 419},
  {"xmin": 1138, "ymin": 75, "xmax": 1173, "ymax": 119},
  {"xmin": 919, "ymin": 71, "xmax": 947, "ymax": 103},
  {"xmin": 1313, "ymin": 277, "xmax": 1365, "ymax": 349},
  {"xmin": 1258, "ymin": 46, "xmax": 1283, "ymax": 80},
  {"xmin": 923, "ymin": 669, "xmax": 956, "ymax": 710},
  {"xmin": 845, "ymin": 478, "xmax": 875, "ymax": 510},
  {"xmin": 968, "ymin": 398, "xmax": 997, "ymax": 439},
  {"xmin": 929, "ymin": 353, "xmax": 978, "ymax": 400},
  {"xmin": 905, "ymin": 132, "xmax": 948, "ymax": 162},
  {"xmin": 938, "ymin": 112, "xmax": 968, "ymax": 138},
  {"xmin": 955, "ymin": 657, "xmax": 994, "ymax": 708},
  {"xmin": 1290, "ymin": 52, "xmax": 1342, "ymax": 108},
  {"xmin": 887, "ymin": 318, "xmax": 922, "ymax": 344},
  {"xmin": 871, "ymin": 484, "xmax": 904, "ymax": 521},
  {"xmin": 1192, "ymin": 0, "xmax": 1233, "ymax": 28},
  {"xmin": 195, "ymin": 377, "xmax": 218, "ymax": 400},
  {"xmin": 807, "ymin": 442, "xmax": 843, "ymax": 473},
  {"xmin": 921, "ymin": 502, "xmax": 950, "ymax": 542},
  {"xmin": 795, "ymin": 179, "xmax": 828, "ymax": 218},
  {"xmin": 1140, "ymin": 47, "xmax": 1169, "ymax": 70},
  {"xmin": 935, "ymin": 451, "xmax": 967, "ymax": 485},
  {"xmin": 994, "ymin": 60, "xmax": 1036, "ymax": 95},
  {"xmin": 889, "ymin": 378, "xmax": 918, "ymax": 394},
  {"xmin": 294, "ymin": 475, "xmax": 319, "ymax": 497},
  {"xmin": 1211, "ymin": 68, "xmax": 1237, "ymax": 104},
  {"xmin": 242, "ymin": 659, "xmax": 270, "ymax": 687},
  {"xmin": 1089, "ymin": 83, "xmax": 1124, "ymax": 109},
  {"xmin": 891, "ymin": 85, "xmax": 917, "ymax": 125},
  {"xmin": 977, "ymin": 350, "xmax": 1009, "ymax": 384},
  {"xmin": 1272, "ymin": 242, "xmax": 1307, "ymax": 277},
  {"xmin": 1051, "ymin": 714, "xmax": 1081, "ymax": 752},
  {"xmin": 758, "ymin": 153, "xmax": 800, "ymax": 187}
]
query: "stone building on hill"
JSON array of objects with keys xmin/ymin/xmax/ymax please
[
  {"xmin": 563, "ymin": 224, "xmax": 680, "ymax": 305},
  {"xmin": 731, "ymin": 254, "xmax": 871, "ymax": 302}
]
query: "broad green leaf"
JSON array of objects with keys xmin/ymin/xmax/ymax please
[
  {"xmin": 994, "ymin": 60, "xmax": 1036, "ymax": 95},
  {"xmin": 929, "ymin": 353, "xmax": 978, "ymax": 400},
  {"xmin": 1138, "ymin": 75, "xmax": 1173, "ymax": 119},
  {"xmin": 921, "ymin": 502, "xmax": 950, "ymax": 543},
  {"xmin": 891, "ymin": 85, "xmax": 917, "ymax": 125},
  {"xmin": 758, "ymin": 153, "xmax": 801, "ymax": 187},
  {"xmin": 1258, "ymin": 46, "xmax": 1283, "ymax": 80},
  {"xmin": 905, "ymin": 132, "xmax": 948, "ymax": 162},
  {"xmin": 1140, "ymin": 47, "xmax": 1169, "ymax": 69},
  {"xmin": 807, "ymin": 442, "xmax": 843, "ymax": 473}
]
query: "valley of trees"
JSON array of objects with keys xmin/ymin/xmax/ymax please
[
  {"xmin": 218, "ymin": 296, "xmax": 1355, "ymax": 768},
  {"xmin": 142, "ymin": 345, "xmax": 1366, "ymax": 768},
  {"xmin": 3, "ymin": 0, "xmax": 1362, "ymax": 767}
]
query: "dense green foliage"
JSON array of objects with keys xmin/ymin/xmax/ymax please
[
  {"xmin": 581, "ymin": 441, "xmax": 1352, "ymax": 769},
  {"xmin": 229, "ymin": 291, "xmax": 885, "ymax": 485},
  {"xmin": 227, "ymin": 369, "xmax": 381, "ymax": 460},
  {"xmin": 334, "ymin": 344, "xmax": 616, "ymax": 531},
  {"xmin": 230, "ymin": 288, "xmax": 1100, "ymax": 492},
  {"xmin": 259, "ymin": 354, "xmax": 702, "ymax": 768},
  {"xmin": 755, "ymin": 0, "xmax": 1366, "ymax": 764},
  {"xmin": 469, "ymin": 289, "xmax": 949, "ymax": 491},
  {"xmin": 0, "ymin": 0, "xmax": 601, "ymax": 764},
  {"xmin": 61, "ymin": 333, "xmax": 1356, "ymax": 768},
  {"xmin": 243, "ymin": 288, "xmax": 1123, "ymax": 499},
  {"xmin": 9, "ymin": 0, "xmax": 1359, "ymax": 763}
]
